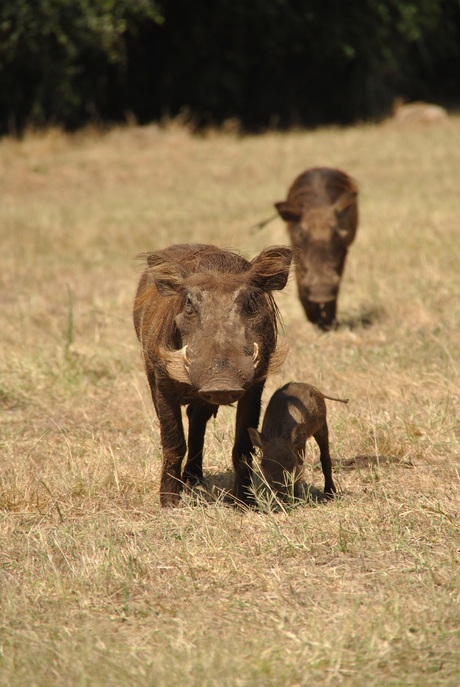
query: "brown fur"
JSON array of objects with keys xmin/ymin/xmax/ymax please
[
  {"xmin": 249, "ymin": 382, "xmax": 348, "ymax": 498},
  {"xmin": 133, "ymin": 243, "xmax": 292, "ymax": 507},
  {"xmin": 275, "ymin": 167, "xmax": 358, "ymax": 330}
]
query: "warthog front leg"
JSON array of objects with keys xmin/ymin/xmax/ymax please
[
  {"xmin": 150, "ymin": 378, "xmax": 186, "ymax": 507},
  {"xmin": 183, "ymin": 402, "xmax": 218, "ymax": 485},
  {"xmin": 314, "ymin": 424, "xmax": 336, "ymax": 496},
  {"xmin": 232, "ymin": 382, "xmax": 264, "ymax": 505}
]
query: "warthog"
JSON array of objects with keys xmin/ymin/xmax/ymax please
[
  {"xmin": 275, "ymin": 167, "xmax": 358, "ymax": 330},
  {"xmin": 133, "ymin": 243, "xmax": 292, "ymax": 507},
  {"xmin": 248, "ymin": 382, "xmax": 348, "ymax": 498}
]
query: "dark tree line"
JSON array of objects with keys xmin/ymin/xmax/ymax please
[{"xmin": 1, "ymin": 0, "xmax": 459, "ymax": 135}]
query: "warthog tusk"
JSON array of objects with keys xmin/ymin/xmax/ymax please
[
  {"xmin": 252, "ymin": 342, "xmax": 260, "ymax": 367},
  {"xmin": 182, "ymin": 345, "xmax": 191, "ymax": 369}
]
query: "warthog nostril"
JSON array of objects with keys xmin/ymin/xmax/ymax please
[{"xmin": 198, "ymin": 385, "xmax": 245, "ymax": 405}]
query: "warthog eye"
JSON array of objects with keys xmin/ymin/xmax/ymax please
[
  {"xmin": 184, "ymin": 293, "xmax": 195, "ymax": 315},
  {"xmin": 244, "ymin": 291, "xmax": 259, "ymax": 315}
]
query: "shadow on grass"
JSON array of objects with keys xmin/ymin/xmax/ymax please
[
  {"xmin": 336, "ymin": 304, "xmax": 386, "ymax": 331},
  {"xmin": 179, "ymin": 453, "xmax": 414, "ymax": 510},
  {"xmin": 338, "ymin": 454, "xmax": 414, "ymax": 469},
  {"xmin": 181, "ymin": 469, "xmax": 337, "ymax": 511}
]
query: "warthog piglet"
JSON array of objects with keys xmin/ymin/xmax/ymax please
[{"xmin": 249, "ymin": 382, "xmax": 348, "ymax": 498}]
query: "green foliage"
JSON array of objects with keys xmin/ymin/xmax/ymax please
[
  {"xmin": 155, "ymin": 0, "xmax": 460, "ymax": 126},
  {"xmin": 0, "ymin": 0, "xmax": 162, "ymax": 132},
  {"xmin": 0, "ymin": 0, "xmax": 459, "ymax": 132}
]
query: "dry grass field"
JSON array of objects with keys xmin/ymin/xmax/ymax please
[{"xmin": 0, "ymin": 115, "xmax": 459, "ymax": 686}]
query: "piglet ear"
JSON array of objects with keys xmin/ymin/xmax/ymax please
[
  {"xmin": 141, "ymin": 252, "xmax": 186, "ymax": 296},
  {"xmin": 248, "ymin": 427, "xmax": 264, "ymax": 450},
  {"xmin": 275, "ymin": 201, "xmax": 301, "ymax": 223},
  {"xmin": 249, "ymin": 245, "xmax": 292, "ymax": 292},
  {"xmin": 291, "ymin": 423, "xmax": 308, "ymax": 452}
]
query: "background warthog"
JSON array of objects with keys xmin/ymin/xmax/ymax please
[
  {"xmin": 249, "ymin": 382, "xmax": 348, "ymax": 498},
  {"xmin": 133, "ymin": 243, "xmax": 292, "ymax": 507},
  {"xmin": 275, "ymin": 167, "xmax": 358, "ymax": 330}
]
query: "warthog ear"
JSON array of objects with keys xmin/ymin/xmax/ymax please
[
  {"xmin": 248, "ymin": 427, "xmax": 265, "ymax": 451},
  {"xmin": 144, "ymin": 253, "xmax": 186, "ymax": 296},
  {"xmin": 334, "ymin": 191, "xmax": 358, "ymax": 245},
  {"xmin": 274, "ymin": 201, "xmax": 301, "ymax": 222},
  {"xmin": 249, "ymin": 246, "xmax": 292, "ymax": 292},
  {"xmin": 291, "ymin": 423, "xmax": 308, "ymax": 452}
]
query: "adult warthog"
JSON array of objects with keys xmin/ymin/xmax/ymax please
[
  {"xmin": 133, "ymin": 243, "xmax": 292, "ymax": 507},
  {"xmin": 275, "ymin": 167, "xmax": 358, "ymax": 330}
]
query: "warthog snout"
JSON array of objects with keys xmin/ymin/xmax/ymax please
[
  {"xmin": 303, "ymin": 299, "xmax": 337, "ymax": 331},
  {"xmin": 198, "ymin": 383, "xmax": 245, "ymax": 405}
]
